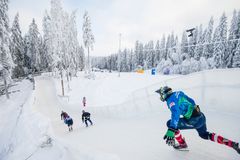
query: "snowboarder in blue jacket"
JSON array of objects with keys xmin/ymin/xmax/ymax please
[{"xmin": 155, "ymin": 86, "xmax": 240, "ymax": 154}]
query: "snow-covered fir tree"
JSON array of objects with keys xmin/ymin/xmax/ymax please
[
  {"xmin": 165, "ymin": 34, "xmax": 171, "ymax": 60},
  {"xmin": 68, "ymin": 11, "xmax": 81, "ymax": 76},
  {"xmin": 50, "ymin": 0, "xmax": 64, "ymax": 71},
  {"xmin": 42, "ymin": 10, "xmax": 55, "ymax": 71},
  {"xmin": 169, "ymin": 40, "xmax": 182, "ymax": 74},
  {"xmin": 232, "ymin": 40, "xmax": 240, "ymax": 67},
  {"xmin": 228, "ymin": 10, "xmax": 239, "ymax": 68},
  {"xmin": 155, "ymin": 40, "xmax": 160, "ymax": 64},
  {"xmin": 128, "ymin": 49, "xmax": 134, "ymax": 71},
  {"xmin": 194, "ymin": 24, "xmax": 204, "ymax": 61},
  {"xmin": 145, "ymin": 41, "xmax": 155, "ymax": 69},
  {"xmin": 77, "ymin": 46, "xmax": 85, "ymax": 71},
  {"xmin": 82, "ymin": 11, "xmax": 95, "ymax": 74},
  {"xmin": 134, "ymin": 41, "xmax": 144, "ymax": 67},
  {"xmin": 10, "ymin": 13, "xmax": 25, "ymax": 78},
  {"xmin": 170, "ymin": 32, "xmax": 176, "ymax": 53},
  {"xmin": 188, "ymin": 26, "xmax": 198, "ymax": 58},
  {"xmin": 233, "ymin": 10, "xmax": 240, "ymax": 67},
  {"xmin": 203, "ymin": 17, "xmax": 214, "ymax": 59},
  {"xmin": 25, "ymin": 19, "xmax": 42, "ymax": 73},
  {"xmin": 213, "ymin": 13, "xmax": 228, "ymax": 68},
  {"xmin": 0, "ymin": 0, "xmax": 14, "ymax": 84},
  {"xmin": 120, "ymin": 49, "xmax": 128, "ymax": 72},
  {"xmin": 160, "ymin": 35, "xmax": 166, "ymax": 61},
  {"xmin": 181, "ymin": 31, "xmax": 188, "ymax": 55}
]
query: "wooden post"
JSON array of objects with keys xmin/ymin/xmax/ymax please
[
  {"xmin": 3, "ymin": 69, "xmax": 9, "ymax": 99},
  {"xmin": 60, "ymin": 70, "xmax": 64, "ymax": 96}
]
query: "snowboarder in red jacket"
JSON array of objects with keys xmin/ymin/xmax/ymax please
[
  {"xmin": 82, "ymin": 97, "xmax": 86, "ymax": 107},
  {"xmin": 61, "ymin": 111, "xmax": 68, "ymax": 121}
]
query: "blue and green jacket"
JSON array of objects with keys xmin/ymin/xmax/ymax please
[{"xmin": 166, "ymin": 91, "xmax": 196, "ymax": 129}]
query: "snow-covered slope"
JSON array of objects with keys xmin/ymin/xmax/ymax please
[{"xmin": 1, "ymin": 69, "xmax": 240, "ymax": 160}]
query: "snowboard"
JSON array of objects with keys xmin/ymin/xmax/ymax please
[{"xmin": 173, "ymin": 145, "xmax": 189, "ymax": 151}]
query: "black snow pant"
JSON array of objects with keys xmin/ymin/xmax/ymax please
[{"xmin": 84, "ymin": 117, "xmax": 93, "ymax": 127}]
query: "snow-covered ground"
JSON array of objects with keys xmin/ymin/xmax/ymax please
[{"xmin": 1, "ymin": 69, "xmax": 240, "ymax": 160}]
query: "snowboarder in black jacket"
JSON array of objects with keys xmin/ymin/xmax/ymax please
[{"xmin": 82, "ymin": 110, "xmax": 93, "ymax": 127}]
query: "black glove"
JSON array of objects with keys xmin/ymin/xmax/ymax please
[{"xmin": 163, "ymin": 128, "xmax": 177, "ymax": 146}]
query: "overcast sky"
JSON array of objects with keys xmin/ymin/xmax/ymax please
[{"xmin": 8, "ymin": 0, "xmax": 240, "ymax": 56}]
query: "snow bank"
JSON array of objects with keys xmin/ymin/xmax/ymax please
[
  {"xmin": 0, "ymin": 80, "xmax": 33, "ymax": 159},
  {"xmin": 54, "ymin": 69, "xmax": 240, "ymax": 119},
  {"xmin": 0, "ymin": 79, "xmax": 72, "ymax": 160}
]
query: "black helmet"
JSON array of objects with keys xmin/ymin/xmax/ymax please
[{"xmin": 155, "ymin": 86, "xmax": 172, "ymax": 102}]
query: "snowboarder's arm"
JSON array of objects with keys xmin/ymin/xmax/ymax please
[
  {"xmin": 82, "ymin": 114, "xmax": 84, "ymax": 122},
  {"xmin": 170, "ymin": 106, "xmax": 180, "ymax": 129}
]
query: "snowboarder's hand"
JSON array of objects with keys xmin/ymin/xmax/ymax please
[{"xmin": 163, "ymin": 128, "xmax": 176, "ymax": 146}]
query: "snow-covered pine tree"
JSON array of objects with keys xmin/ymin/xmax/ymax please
[
  {"xmin": 61, "ymin": 12, "xmax": 70, "ymax": 71},
  {"xmin": 38, "ymin": 36, "xmax": 46, "ymax": 71},
  {"xmin": 167, "ymin": 33, "xmax": 177, "ymax": 68},
  {"xmin": 165, "ymin": 34, "xmax": 171, "ymax": 60},
  {"xmin": 121, "ymin": 49, "xmax": 128, "ymax": 72},
  {"xmin": 26, "ymin": 19, "xmax": 42, "ymax": 73},
  {"xmin": 146, "ymin": 40, "xmax": 155, "ymax": 69},
  {"xmin": 155, "ymin": 40, "xmax": 160, "ymax": 64},
  {"xmin": 213, "ymin": 12, "xmax": 228, "ymax": 68},
  {"xmin": 68, "ymin": 10, "xmax": 81, "ymax": 76},
  {"xmin": 203, "ymin": 17, "xmax": 214, "ymax": 59},
  {"xmin": 110, "ymin": 54, "xmax": 118, "ymax": 71},
  {"xmin": 10, "ymin": 13, "xmax": 25, "ymax": 78},
  {"xmin": 82, "ymin": 11, "xmax": 95, "ymax": 74},
  {"xmin": 170, "ymin": 32, "xmax": 176, "ymax": 53},
  {"xmin": 232, "ymin": 10, "xmax": 240, "ymax": 68},
  {"xmin": 23, "ymin": 35, "xmax": 31, "ymax": 72},
  {"xmin": 232, "ymin": 11, "xmax": 240, "ymax": 68},
  {"xmin": 0, "ymin": 0, "xmax": 14, "ymax": 98},
  {"xmin": 194, "ymin": 24, "xmax": 204, "ymax": 61},
  {"xmin": 174, "ymin": 36, "xmax": 181, "ymax": 64},
  {"xmin": 228, "ymin": 10, "xmax": 239, "ymax": 68},
  {"xmin": 128, "ymin": 49, "xmax": 134, "ymax": 71},
  {"xmin": 134, "ymin": 41, "xmax": 144, "ymax": 67},
  {"xmin": 160, "ymin": 35, "xmax": 166, "ymax": 61},
  {"xmin": 232, "ymin": 40, "xmax": 240, "ymax": 67},
  {"xmin": 42, "ymin": 10, "xmax": 55, "ymax": 71},
  {"xmin": 77, "ymin": 46, "xmax": 85, "ymax": 71},
  {"xmin": 108, "ymin": 54, "xmax": 114, "ymax": 72},
  {"xmin": 188, "ymin": 26, "xmax": 198, "ymax": 58},
  {"xmin": 169, "ymin": 37, "xmax": 181, "ymax": 73},
  {"xmin": 237, "ymin": 10, "xmax": 240, "ymax": 40},
  {"xmin": 50, "ymin": 0, "xmax": 63, "ymax": 72},
  {"xmin": 143, "ymin": 43, "xmax": 148, "ymax": 69},
  {"xmin": 181, "ymin": 31, "xmax": 188, "ymax": 55}
]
